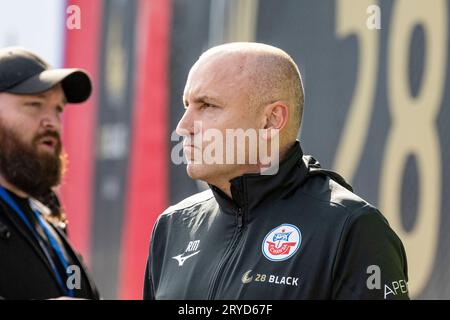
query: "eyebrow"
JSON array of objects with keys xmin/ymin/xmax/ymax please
[
  {"xmin": 184, "ymin": 95, "xmax": 223, "ymax": 106},
  {"xmin": 25, "ymin": 94, "xmax": 45, "ymax": 100},
  {"xmin": 26, "ymin": 94, "xmax": 67, "ymax": 106}
]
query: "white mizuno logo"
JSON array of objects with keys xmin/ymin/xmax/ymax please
[
  {"xmin": 172, "ymin": 251, "xmax": 201, "ymax": 266},
  {"xmin": 172, "ymin": 240, "xmax": 201, "ymax": 266}
]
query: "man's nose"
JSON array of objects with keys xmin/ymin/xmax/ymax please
[
  {"xmin": 41, "ymin": 113, "xmax": 61, "ymax": 133},
  {"xmin": 176, "ymin": 108, "xmax": 195, "ymax": 137}
]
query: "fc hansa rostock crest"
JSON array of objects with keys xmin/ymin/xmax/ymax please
[{"xmin": 262, "ymin": 224, "xmax": 302, "ymax": 261}]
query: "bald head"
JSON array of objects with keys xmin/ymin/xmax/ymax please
[
  {"xmin": 179, "ymin": 43, "xmax": 304, "ymax": 188},
  {"xmin": 195, "ymin": 42, "xmax": 304, "ymax": 141}
]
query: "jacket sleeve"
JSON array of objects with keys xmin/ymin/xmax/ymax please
[
  {"xmin": 331, "ymin": 207, "xmax": 409, "ymax": 300},
  {"xmin": 143, "ymin": 215, "xmax": 163, "ymax": 300},
  {"xmin": 143, "ymin": 259, "xmax": 154, "ymax": 300}
]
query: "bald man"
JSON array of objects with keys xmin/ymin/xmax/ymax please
[{"xmin": 144, "ymin": 43, "xmax": 409, "ymax": 300}]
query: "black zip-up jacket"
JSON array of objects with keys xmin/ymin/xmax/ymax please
[
  {"xmin": 144, "ymin": 142, "xmax": 409, "ymax": 300},
  {"xmin": 0, "ymin": 191, "xmax": 99, "ymax": 300}
]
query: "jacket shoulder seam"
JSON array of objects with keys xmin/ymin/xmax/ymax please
[
  {"xmin": 297, "ymin": 187, "xmax": 369, "ymax": 216},
  {"xmin": 161, "ymin": 192, "xmax": 215, "ymax": 217}
]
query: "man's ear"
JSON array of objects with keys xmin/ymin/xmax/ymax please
[
  {"xmin": 260, "ymin": 101, "xmax": 289, "ymax": 139},
  {"xmin": 263, "ymin": 101, "xmax": 289, "ymax": 129}
]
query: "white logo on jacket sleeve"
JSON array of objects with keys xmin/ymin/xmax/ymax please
[
  {"xmin": 172, "ymin": 240, "xmax": 201, "ymax": 266},
  {"xmin": 262, "ymin": 224, "xmax": 302, "ymax": 261}
]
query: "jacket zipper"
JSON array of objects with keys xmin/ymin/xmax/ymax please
[{"xmin": 207, "ymin": 206, "xmax": 245, "ymax": 299}]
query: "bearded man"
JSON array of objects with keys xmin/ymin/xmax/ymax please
[{"xmin": 0, "ymin": 47, "xmax": 99, "ymax": 300}]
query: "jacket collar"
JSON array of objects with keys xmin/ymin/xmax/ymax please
[{"xmin": 210, "ymin": 141, "xmax": 309, "ymax": 216}]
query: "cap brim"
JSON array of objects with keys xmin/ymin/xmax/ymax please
[{"xmin": 6, "ymin": 68, "xmax": 92, "ymax": 103}]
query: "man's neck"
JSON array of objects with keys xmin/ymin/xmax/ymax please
[
  {"xmin": 209, "ymin": 141, "xmax": 297, "ymax": 199},
  {"xmin": 0, "ymin": 175, "xmax": 29, "ymax": 198}
]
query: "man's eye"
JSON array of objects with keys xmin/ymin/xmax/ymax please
[
  {"xmin": 26, "ymin": 101, "xmax": 42, "ymax": 107},
  {"xmin": 56, "ymin": 106, "xmax": 64, "ymax": 113},
  {"xmin": 202, "ymin": 103, "xmax": 214, "ymax": 109}
]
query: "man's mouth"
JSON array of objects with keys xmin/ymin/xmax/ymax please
[
  {"xmin": 183, "ymin": 144, "xmax": 201, "ymax": 163},
  {"xmin": 38, "ymin": 136, "xmax": 58, "ymax": 150}
]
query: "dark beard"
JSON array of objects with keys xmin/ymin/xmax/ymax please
[{"xmin": 0, "ymin": 121, "xmax": 66, "ymax": 198}]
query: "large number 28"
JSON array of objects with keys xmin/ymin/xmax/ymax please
[{"xmin": 334, "ymin": 0, "xmax": 447, "ymax": 298}]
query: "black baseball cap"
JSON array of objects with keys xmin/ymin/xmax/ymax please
[{"xmin": 0, "ymin": 47, "xmax": 92, "ymax": 103}]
